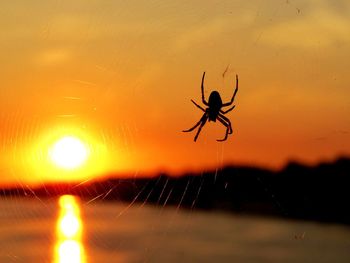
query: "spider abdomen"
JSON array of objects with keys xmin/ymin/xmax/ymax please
[
  {"xmin": 208, "ymin": 91, "xmax": 222, "ymax": 107},
  {"xmin": 208, "ymin": 91, "xmax": 222, "ymax": 121}
]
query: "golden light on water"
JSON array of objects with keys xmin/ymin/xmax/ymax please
[
  {"xmin": 54, "ymin": 195, "xmax": 86, "ymax": 263},
  {"xmin": 60, "ymin": 212, "xmax": 81, "ymax": 238},
  {"xmin": 57, "ymin": 240, "xmax": 84, "ymax": 263}
]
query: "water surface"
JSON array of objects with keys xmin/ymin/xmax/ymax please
[{"xmin": 0, "ymin": 196, "xmax": 349, "ymax": 262}]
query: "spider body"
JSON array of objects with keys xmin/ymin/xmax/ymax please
[
  {"xmin": 208, "ymin": 91, "xmax": 222, "ymax": 121},
  {"xmin": 183, "ymin": 72, "xmax": 238, "ymax": 142}
]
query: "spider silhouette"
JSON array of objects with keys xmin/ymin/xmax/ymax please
[{"xmin": 183, "ymin": 72, "xmax": 238, "ymax": 142}]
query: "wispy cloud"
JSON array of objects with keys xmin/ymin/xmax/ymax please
[
  {"xmin": 256, "ymin": 4, "xmax": 350, "ymax": 48},
  {"xmin": 174, "ymin": 18, "xmax": 228, "ymax": 51},
  {"xmin": 172, "ymin": 7, "xmax": 257, "ymax": 52},
  {"xmin": 34, "ymin": 48, "xmax": 71, "ymax": 66}
]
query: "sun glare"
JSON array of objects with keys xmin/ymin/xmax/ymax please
[{"xmin": 50, "ymin": 136, "xmax": 89, "ymax": 169}]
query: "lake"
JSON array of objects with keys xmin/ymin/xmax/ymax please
[{"xmin": 0, "ymin": 195, "xmax": 349, "ymax": 262}]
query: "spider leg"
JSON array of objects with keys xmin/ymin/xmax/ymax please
[
  {"xmin": 182, "ymin": 113, "xmax": 207, "ymax": 133},
  {"xmin": 216, "ymin": 113, "xmax": 234, "ymax": 141},
  {"xmin": 191, "ymin": 99, "xmax": 205, "ymax": 112},
  {"xmin": 220, "ymin": 105, "xmax": 235, "ymax": 114},
  {"xmin": 220, "ymin": 113, "xmax": 233, "ymax": 134},
  {"xmin": 216, "ymin": 116, "xmax": 231, "ymax": 142},
  {"xmin": 194, "ymin": 116, "xmax": 207, "ymax": 142},
  {"xmin": 201, "ymin": 72, "xmax": 209, "ymax": 106},
  {"xmin": 222, "ymin": 74, "xmax": 238, "ymax": 107}
]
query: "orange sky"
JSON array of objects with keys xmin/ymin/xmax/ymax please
[{"xmin": 1, "ymin": 0, "xmax": 350, "ymax": 185}]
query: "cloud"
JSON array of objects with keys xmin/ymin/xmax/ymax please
[
  {"xmin": 172, "ymin": 8, "xmax": 257, "ymax": 52},
  {"xmin": 174, "ymin": 19, "xmax": 228, "ymax": 51},
  {"xmin": 257, "ymin": 8, "xmax": 350, "ymax": 48},
  {"xmin": 34, "ymin": 48, "xmax": 71, "ymax": 66}
]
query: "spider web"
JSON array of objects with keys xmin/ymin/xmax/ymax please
[{"xmin": 1, "ymin": 1, "xmax": 350, "ymax": 263}]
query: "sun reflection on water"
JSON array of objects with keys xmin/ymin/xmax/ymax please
[{"xmin": 54, "ymin": 195, "xmax": 86, "ymax": 263}]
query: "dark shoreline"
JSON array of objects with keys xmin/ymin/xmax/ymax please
[{"xmin": 1, "ymin": 157, "xmax": 350, "ymax": 225}]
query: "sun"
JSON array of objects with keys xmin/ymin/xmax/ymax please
[{"xmin": 49, "ymin": 136, "xmax": 89, "ymax": 169}]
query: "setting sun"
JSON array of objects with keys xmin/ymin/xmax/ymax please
[{"xmin": 50, "ymin": 136, "xmax": 89, "ymax": 170}]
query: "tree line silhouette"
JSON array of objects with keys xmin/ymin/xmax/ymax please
[{"xmin": 2, "ymin": 157, "xmax": 350, "ymax": 224}]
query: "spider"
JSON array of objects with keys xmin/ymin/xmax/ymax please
[{"xmin": 183, "ymin": 72, "xmax": 238, "ymax": 142}]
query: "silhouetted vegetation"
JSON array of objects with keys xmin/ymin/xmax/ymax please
[{"xmin": 2, "ymin": 157, "xmax": 350, "ymax": 224}]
